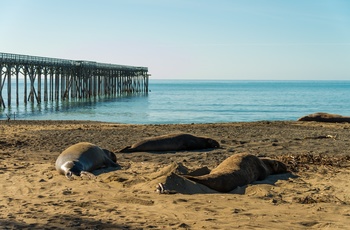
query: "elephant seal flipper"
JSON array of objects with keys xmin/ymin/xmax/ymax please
[
  {"xmin": 56, "ymin": 142, "xmax": 119, "ymax": 179},
  {"xmin": 118, "ymin": 146, "xmax": 133, "ymax": 153},
  {"xmin": 80, "ymin": 171, "xmax": 97, "ymax": 179},
  {"xmin": 184, "ymin": 153, "xmax": 288, "ymax": 193}
]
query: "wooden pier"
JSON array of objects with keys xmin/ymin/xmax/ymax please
[{"xmin": 0, "ymin": 52, "xmax": 149, "ymax": 108}]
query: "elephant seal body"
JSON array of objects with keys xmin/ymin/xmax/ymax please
[
  {"xmin": 55, "ymin": 142, "xmax": 119, "ymax": 179},
  {"xmin": 298, "ymin": 112, "xmax": 350, "ymax": 123},
  {"xmin": 184, "ymin": 153, "xmax": 287, "ymax": 193},
  {"xmin": 119, "ymin": 133, "xmax": 220, "ymax": 153}
]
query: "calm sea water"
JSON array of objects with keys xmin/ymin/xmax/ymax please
[{"xmin": 1, "ymin": 80, "xmax": 349, "ymax": 124}]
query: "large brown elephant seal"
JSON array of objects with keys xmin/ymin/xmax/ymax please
[
  {"xmin": 55, "ymin": 142, "xmax": 119, "ymax": 179},
  {"xmin": 298, "ymin": 112, "xmax": 350, "ymax": 123},
  {"xmin": 118, "ymin": 133, "xmax": 220, "ymax": 153},
  {"xmin": 184, "ymin": 153, "xmax": 288, "ymax": 193}
]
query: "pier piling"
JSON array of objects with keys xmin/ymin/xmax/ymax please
[{"xmin": 0, "ymin": 52, "xmax": 149, "ymax": 108}]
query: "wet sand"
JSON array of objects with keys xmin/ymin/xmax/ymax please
[{"xmin": 0, "ymin": 120, "xmax": 349, "ymax": 229}]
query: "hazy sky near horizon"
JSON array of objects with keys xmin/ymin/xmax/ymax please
[{"xmin": 1, "ymin": 0, "xmax": 349, "ymax": 80}]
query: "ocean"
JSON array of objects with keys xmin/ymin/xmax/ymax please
[{"xmin": 1, "ymin": 80, "xmax": 349, "ymax": 124}]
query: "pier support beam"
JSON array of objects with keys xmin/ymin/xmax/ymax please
[
  {"xmin": 7, "ymin": 65, "xmax": 11, "ymax": 107},
  {"xmin": 0, "ymin": 52, "xmax": 149, "ymax": 109}
]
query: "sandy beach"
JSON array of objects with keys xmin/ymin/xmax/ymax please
[{"xmin": 0, "ymin": 120, "xmax": 349, "ymax": 229}]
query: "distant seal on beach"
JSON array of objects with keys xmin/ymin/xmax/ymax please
[
  {"xmin": 298, "ymin": 112, "xmax": 350, "ymax": 123},
  {"xmin": 118, "ymin": 133, "xmax": 220, "ymax": 153},
  {"xmin": 55, "ymin": 142, "xmax": 119, "ymax": 179},
  {"xmin": 184, "ymin": 153, "xmax": 288, "ymax": 193}
]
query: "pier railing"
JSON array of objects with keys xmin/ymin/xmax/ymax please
[{"xmin": 0, "ymin": 52, "xmax": 149, "ymax": 108}]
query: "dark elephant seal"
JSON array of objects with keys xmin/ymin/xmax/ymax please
[
  {"xmin": 298, "ymin": 112, "xmax": 350, "ymax": 123},
  {"xmin": 55, "ymin": 142, "xmax": 119, "ymax": 179},
  {"xmin": 119, "ymin": 133, "xmax": 220, "ymax": 153},
  {"xmin": 184, "ymin": 153, "xmax": 288, "ymax": 193}
]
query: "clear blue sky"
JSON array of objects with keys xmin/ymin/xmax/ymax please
[{"xmin": 1, "ymin": 0, "xmax": 349, "ymax": 80}]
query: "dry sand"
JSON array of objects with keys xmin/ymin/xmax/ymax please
[{"xmin": 0, "ymin": 120, "xmax": 349, "ymax": 229}]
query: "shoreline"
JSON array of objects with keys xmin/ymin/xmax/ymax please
[{"xmin": 1, "ymin": 120, "xmax": 349, "ymax": 229}]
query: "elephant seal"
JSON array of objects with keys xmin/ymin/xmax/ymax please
[
  {"xmin": 184, "ymin": 153, "xmax": 288, "ymax": 193},
  {"xmin": 298, "ymin": 112, "xmax": 350, "ymax": 123},
  {"xmin": 55, "ymin": 142, "xmax": 119, "ymax": 179},
  {"xmin": 119, "ymin": 133, "xmax": 220, "ymax": 153}
]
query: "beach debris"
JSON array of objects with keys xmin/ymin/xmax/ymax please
[
  {"xmin": 326, "ymin": 134, "xmax": 337, "ymax": 140},
  {"xmin": 5, "ymin": 112, "xmax": 15, "ymax": 121},
  {"xmin": 276, "ymin": 153, "xmax": 350, "ymax": 173},
  {"xmin": 304, "ymin": 134, "xmax": 337, "ymax": 140},
  {"xmin": 295, "ymin": 194, "xmax": 347, "ymax": 205}
]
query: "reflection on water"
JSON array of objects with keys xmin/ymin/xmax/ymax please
[{"xmin": 1, "ymin": 93, "xmax": 149, "ymax": 122}]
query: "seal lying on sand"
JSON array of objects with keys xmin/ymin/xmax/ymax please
[
  {"xmin": 56, "ymin": 142, "xmax": 119, "ymax": 179},
  {"xmin": 298, "ymin": 112, "xmax": 350, "ymax": 123},
  {"xmin": 118, "ymin": 133, "xmax": 220, "ymax": 153},
  {"xmin": 184, "ymin": 153, "xmax": 287, "ymax": 193}
]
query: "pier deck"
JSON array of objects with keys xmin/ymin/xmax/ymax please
[{"xmin": 0, "ymin": 52, "xmax": 149, "ymax": 108}]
